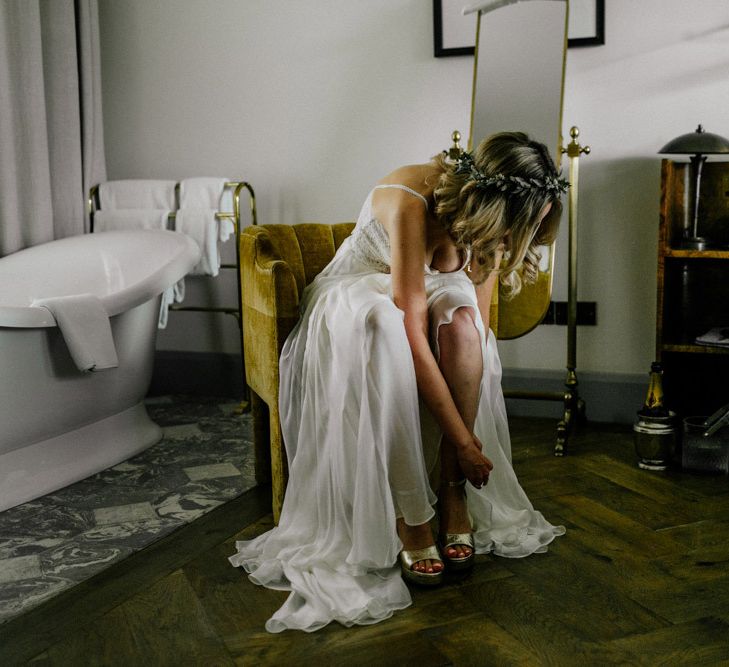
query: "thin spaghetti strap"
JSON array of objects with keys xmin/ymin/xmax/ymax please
[{"xmin": 373, "ymin": 184, "xmax": 429, "ymax": 211}]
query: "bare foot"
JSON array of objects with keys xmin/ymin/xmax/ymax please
[
  {"xmin": 396, "ymin": 518, "xmax": 443, "ymax": 574},
  {"xmin": 439, "ymin": 484, "xmax": 473, "ymax": 560}
]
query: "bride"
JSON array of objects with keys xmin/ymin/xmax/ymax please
[{"xmin": 229, "ymin": 131, "xmax": 566, "ymax": 633}]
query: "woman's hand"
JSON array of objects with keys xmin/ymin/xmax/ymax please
[{"xmin": 455, "ymin": 434, "xmax": 494, "ymax": 488}]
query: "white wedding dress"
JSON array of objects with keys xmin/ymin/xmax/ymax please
[{"xmin": 229, "ymin": 184, "xmax": 565, "ymax": 633}]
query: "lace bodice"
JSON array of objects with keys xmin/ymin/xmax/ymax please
[{"xmin": 349, "ymin": 184, "xmax": 470, "ymax": 275}]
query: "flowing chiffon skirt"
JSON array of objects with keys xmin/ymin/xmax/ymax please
[{"xmin": 229, "ymin": 237, "xmax": 565, "ymax": 633}]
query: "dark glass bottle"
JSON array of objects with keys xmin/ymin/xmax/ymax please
[{"xmin": 639, "ymin": 362, "xmax": 669, "ymax": 418}]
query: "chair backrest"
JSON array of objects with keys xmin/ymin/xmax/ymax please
[{"xmin": 248, "ymin": 223, "xmax": 354, "ymax": 296}]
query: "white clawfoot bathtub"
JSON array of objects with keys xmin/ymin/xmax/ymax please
[{"xmin": 0, "ymin": 230, "xmax": 200, "ymax": 512}]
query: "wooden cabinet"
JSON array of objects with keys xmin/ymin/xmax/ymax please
[{"xmin": 656, "ymin": 159, "xmax": 729, "ymax": 416}]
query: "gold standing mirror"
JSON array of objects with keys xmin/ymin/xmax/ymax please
[{"xmin": 466, "ymin": 0, "xmax": 568, "ymax": 339}]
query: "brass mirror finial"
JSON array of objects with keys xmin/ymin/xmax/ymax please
[
  {"xmin": 562, "ymin": 125, "xmax": 590, "ymax": 158},
  {"xmin": 448, "ymin": 130, "xmax": 464, "ymax": 160}
]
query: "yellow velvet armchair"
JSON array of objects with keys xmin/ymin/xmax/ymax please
[
  {"xmin": 240, "ymin": 222, "xmax": 526, "ymax": 522},
  {"xmin": 240, "ymin": 223, "xmax": 355, "ymax": 522}
]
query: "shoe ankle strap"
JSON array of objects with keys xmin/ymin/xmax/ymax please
[{"xmin": 441, "ymin": 478, "xmax": 466, "ymax": 488}]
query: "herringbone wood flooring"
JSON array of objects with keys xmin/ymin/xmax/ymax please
[{"xmin": 3, "ymin": 417, "xmax": 729, "ymax": 666}]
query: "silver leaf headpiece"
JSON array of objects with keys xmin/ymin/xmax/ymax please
[{"xmin": 454, "ymin": 151, "xmax": 569, "ymax": 196}]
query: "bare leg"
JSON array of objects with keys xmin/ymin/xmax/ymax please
[{"xmin": 437, "ymin": 307, "xmax": 483, "ymax": 559}]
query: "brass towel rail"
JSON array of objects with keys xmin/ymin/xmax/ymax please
[{"xmin": 88, "ymin": 180, "xmax": 257, "ymax": 403}]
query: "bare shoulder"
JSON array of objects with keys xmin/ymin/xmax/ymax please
[
  {"xmin": 376, "ymin": 163, "xmax": 441, "ymax": 196},
  {"xmin": 372, "ymin": 163, "xmax": 442, "ymax": 231}
]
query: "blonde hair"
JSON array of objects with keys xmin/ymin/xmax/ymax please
[{"xmin": 432, "ymin": 132, "xmax": 563, "ymax": 298}]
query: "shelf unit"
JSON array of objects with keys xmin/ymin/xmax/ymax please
[{"xmin": 656, "ymin": 159, "xmax": 729, "ymax": 416}]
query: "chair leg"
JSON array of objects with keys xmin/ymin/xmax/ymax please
[
  {"xmin": 269, "ymin": 403, "xmax": 287, "ymax": 525},
  {"xmin": 250, "ymin": 390, "xmax": 271, "ymax": 486}
]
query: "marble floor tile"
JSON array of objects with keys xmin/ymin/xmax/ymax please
[
  {"xmin": 0, "ymin": 500, "xmax": 47, "ymax": 530},
  {"xmin": 177, "ymin": 476, "xmax": 256, "ymax": 503},
  {"xmin": 132, "ymin": 438, "xmax": 250, "ymax": 471},
  {"xmin": 0, "ymin": 555, "xmax": 43, "ymax": 585},
  {"xmin": 40, "ymin": 543, "xmax": 135, "ymax": 582},
  {"xmin": 78, "ymin": 517, "xmax": 185, "ymax": 550},
  {"xmin": 0, "ymin": 577, "xmax": 73, "ymax": 624},
  {"xmin": 218, "ymin": 401, "xmax": 246, "ymax": 415},
  {"xmin": 39, "ymin": 478, "xmax": 159, "ymax": 510},
  {"xmin": 198, "ymin": 416, "xmax": 254, "ymax": 438},
  {"xmin": 0, "ymin": 535, "xmax": 69, "ymax": 561},
  {"xmin": 163, "ymin": 423, "xmax": 207, "ymax": 439},
  {"xmin": 153, "ymin": 490, "xmax": 225, "ymax": 523},
  {"xmin": 146, "ymin": 396, "xmax": 227, "ymax": 425},
  {"xmin": 184, "ymin": 462, "xmax": 241, "ymax": 481},
  {"xmin": 0, "ymin": 395, "xmax": 255, "ymax": 626},
  {"xmin": 0, "ymin": 505, "xmax": 94, "ymax": 543},
  {"xmin": 93, "ymin": 502, "xmax": 158, "ymax": 526},
  {"xmin": 181, "ymin": 437, "xmax": 255, "ymax": 467},
  {"xmin": 93, "ymin": 461, "xmax": 191, "ymax": 496}
]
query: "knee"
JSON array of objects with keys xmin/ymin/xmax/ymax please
[
  {"xmin": 365, "ymin": 302, "xmax": 402, "ymax": 335},
  {"xmin": 438, "ymin": 307, "xmax": 479, "ymax": 351}
]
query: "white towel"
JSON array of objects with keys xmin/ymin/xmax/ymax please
[
  {"xmin": 158, "ymin": 286, "xmax": 176, "ymax": 329},
  {"xmin": 218, "ymin": 217, "xmax": 235, "ymax": 243},
  {"xmin": 180, "ymin": 177, "xmax": 235, "ymax": 241},
  {"xmin": 31, "ymin": 294, "xmax": 119, "ymax": 372},
  {"xmin": 179, "ymin": 177, "xmax": 229, "ymax": 209},
  {"xmin": 176, "ymin": 178, "xmax": 235, "ymax": 276},
  {"xmin": 175, "ymin": 209, "xmax": 221, "ymax": 276},
  {"xmin": 99, "ymin": 180, "xmax": 177, "ymax": 210},
  {"xmin": 93, "ymin": 209, "xmax": 171, "ymax": 232}
]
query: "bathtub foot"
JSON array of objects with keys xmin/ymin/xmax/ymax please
[{"xmin": 0, "ymin": 402, "xmax": 162, "ymax": 513}]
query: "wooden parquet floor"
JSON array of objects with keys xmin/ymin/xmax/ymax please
[{"xmin": 3, "ymin": 417, "xmax": 729, "ymax": 666}]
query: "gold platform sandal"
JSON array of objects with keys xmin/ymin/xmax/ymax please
[
  {"xmin": 399, "ymin": 545, "xmax": 444, "ymax": 586},
  {"xmin": 439, "ymin": 479, "xmax": 475, "ymax": 572}
]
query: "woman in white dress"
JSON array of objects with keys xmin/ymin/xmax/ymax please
[{"xmin": 229, "ymin": 132, "xmax": 567, "ymax": 633}]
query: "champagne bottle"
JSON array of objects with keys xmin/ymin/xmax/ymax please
[{"xmin": 639, "ymin": 362, "xmax": 669, "ymax": 417}]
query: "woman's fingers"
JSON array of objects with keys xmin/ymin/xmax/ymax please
[
  {"xmin": 467, "ymin": 464, "xmax": 490, "ymax": 489},
  {"xmin": 472, "ymin": 439, "xmax": 493, "ymax": 470},
  {"xmin": 470, "ymin": 476, "xmax": 486, "ymax": 489},
  {"xmin": 457, "ymin": 438, "xmax": 494, "ymax": 489},
  {"xmin": 472, "ymin": 440, "xmax": 493, "ymax": 471}
]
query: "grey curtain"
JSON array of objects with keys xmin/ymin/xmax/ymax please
[{"xmin": 0, "ymin": 0, "xmax": 106, "ymax": 257}]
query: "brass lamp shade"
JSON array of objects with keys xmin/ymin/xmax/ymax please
[
  {"xmin": 659, "ymin": 125, "xmax": 729, "ymax": 155},
  {"xmin": 658, "ymin": 125, "xmax": 729, "ymax": 249}
]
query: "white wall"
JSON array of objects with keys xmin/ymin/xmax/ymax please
[
  {"xmin": 100, "ymin": 0, "xmax": 472, "ymax": 353},
  {"xmin": 99, "ymin": 0, "xmax": 729, "ymax": 378}
]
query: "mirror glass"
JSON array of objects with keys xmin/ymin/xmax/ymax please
[{"xmin": 468, "ymin": 0, "xmax": 568, "ymax": 339}]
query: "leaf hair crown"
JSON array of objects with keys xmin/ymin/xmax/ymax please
[{"xmin": 454, "ymin": 151, "xmax": 569, "ymax": 196}]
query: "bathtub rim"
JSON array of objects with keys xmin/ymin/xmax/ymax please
[{"xmin": 0, "ymin": 230, "xmax": 201, "ymax": 328}]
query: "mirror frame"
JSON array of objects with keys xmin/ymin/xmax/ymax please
[{"xmin": 467, "ymin": 1, "xmax": 569, "ymax": 340}]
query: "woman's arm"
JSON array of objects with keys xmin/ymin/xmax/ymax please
[{"xmin": 382, "ymin": 190, "xmax": 492, "ymax": 485}]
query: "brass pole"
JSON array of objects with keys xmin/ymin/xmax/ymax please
[
  {"xmin": 467, "ymin": 11, "xmax": 482, "ymax": 153},
  {"xmin": 556, "ymin": 126, "xmax": 590, "ymax": 455},
  {"xmin": 229, "ymin": 182, "xmax": 257, "ymax": 408}
]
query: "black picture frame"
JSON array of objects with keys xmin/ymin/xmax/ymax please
[
  {"xmin": 568, "ymin": 0, "xmax": 605, "ymax": 48},
  {"xmin": 433, "ymin": 0, "xmax": 476, "ymax": 57},
  {"xmin": 433, "ymin": 0, "xmax": 605, "ymax": 57}
]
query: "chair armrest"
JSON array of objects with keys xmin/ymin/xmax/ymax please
[{"xmin": 240, "ymin": 229, "xmax": 300, "ymax": 401}]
